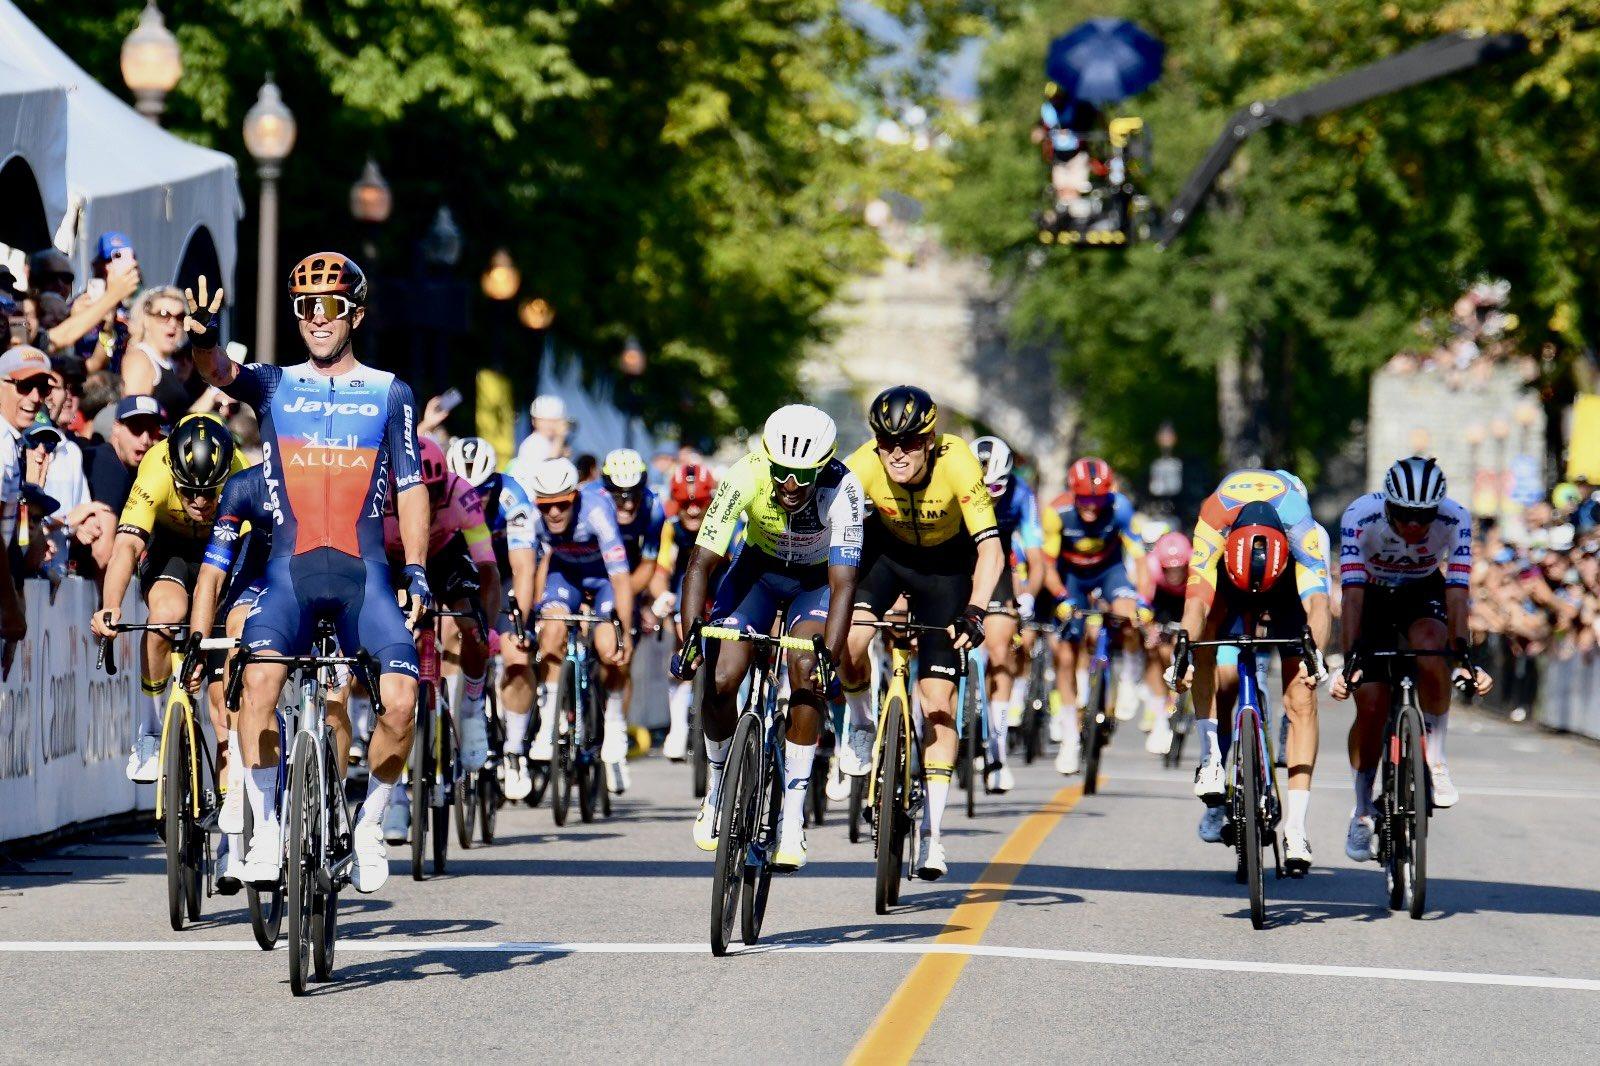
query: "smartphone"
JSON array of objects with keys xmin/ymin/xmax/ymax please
[
  {"xmin": 437, "ymin": 387, "xmax": 464, "ymax": 414},
  {"xmin": 107, "ymin": 248, "xmax": 137, "ymax": 277}
]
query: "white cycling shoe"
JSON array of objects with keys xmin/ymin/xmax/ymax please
[
  {"xmin": 1055, "ymin": 738, "xmax": 1081, "ymax": 776},
  {"xmin": 693, "ymin": 797, "xmax": 718, "ymax": 852},
  {"xmin": 1114, "ymin": 680, "xmax": 1140, "ymax": 722},
  {"xmin": 528, "ymin": 730, "xmax": 555, "ymax": 763},
  {"xmin": 662, "ymin": 724, "xmax": 689, "ymax": 762},
  {"xmin": 457, "ymin": 712, "xmax": 489, "ymax": 772},
  {"xmin": 1284, "ymin": 830, "xmax": 1313, "ymax": 877},
  {"xmin": 606, "ymin": 760, "xmax": 630, "ymax": 795},
  {"xmin": 839, "ymin": 726, "xmax": 874, "ymax": 778},
  {"xmin": 824, "ymin": 759, "xmax": 851, "ymax": 802},
  {"xmin": 1193, "ymin": 760, "xmax": 1226, "ymax": 806},
  {"xmin": 239, "ymin": 820, "xmax": 283, "ymax": 887},
  {"xmin": 1345, "ymin": 814, "xmax": 1377, "ymax": 863},
  {"xmin": 1145, "ymin": 715, "xmax": 1174, "ymax": 756},
  {"xmin": 985, "ymin": 765, "xmax": 1015, "ymax": 794},
  {"xmin": 1197, "ymin": 806, "xmax": 1226, "ymax": 844},
  {"xmin": 916, "ymin": 834, "xmax": 948, "ymax": 881},
  {"xmin": 218, "ymin": 782, "xmax": 245, "ymax": 836},
  {"xmin": 1429, "ymin": 764, "xmax": 1459, "ymax": 809},
  {"xmin": 501, "ymin": 754, "xmax": 533, "ymax": 802},
  {"xmin": 126, "ymin": 733, "xmax": 160, "ymax": 784},
  {"xmin": 1047, "ymin": 710, "xmax": 1063, "ymax": 744},
  {"xmin": 773, "ymin": 824, "xmax": 807, "ymax": 872},
  {"xmin": 215, "ymin": 836, "xmax": 243, "ymax": 896},
  {"xmin": 352, "ymin": 821, "xmax": 389, "ymax": 894}
]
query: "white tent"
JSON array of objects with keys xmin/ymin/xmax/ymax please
[
  {"xmin": 0, "ymin": 0, "xmax": 241, "ymax": 291},
  {"xmin": 0, "ymin": 55, "xmax": 68, "ymax": 241}
]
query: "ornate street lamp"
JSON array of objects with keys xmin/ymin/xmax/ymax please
[
  {"xmin": 480, "ymin": 250, "xmax": 520, "ymax": 302},
  {"xmin": 243, "ymin": 77, "xmax": 296, "ymax": 364},
  {"xmin": 121, "ymin": 2, "xmax": 181, "ymax": 123},
  {"xmin": 349, "ymin": 158, "xmax": 392, "ymax": 224}
]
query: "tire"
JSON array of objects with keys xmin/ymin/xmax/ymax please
[
  {"xmin": 1082, "ymin": 668, "xmax": 1105, "ymax": 795},
  {"xmin": 312, "ymin": 737, "xmax": 339, "ymax": 982},
  {"xmin": 432, "ymin": 714, "xmax": 453, "ymax": 876},
  {"xmin": 455, "ymin": 741, "xmax": 477, "ymax": 850},
  {"xmin": 411, "ymin": 687, "xmax": 432, "ymax": 882},
  {"xmin": 711, "ymin": 713, "xmax": 760, "ymax": 956},
  {"xmin": 691, "ymin": 669, "xmax": 709, "ymax": 798},
  {"xmin": 1406, "ymin": 707, "xmax": 1429, "ymax": 919},
  {"xmin": 1237, "ymin": 720, "xmax": 1265, "ymax": 930},
  {"xmin": 741, "ymin": 731, "xmax": 781, "ymax": 946},
  {"xmin": 287, "ymin": 733, "xmax": 319, "ymax": 996},
  {"xmin": 962, "ymin": 677, "xmax": 981, "ymax": 818},
  {"xmin": 478, "ymin": 767, "xmax": 499, "ymax": 844},
  {"xmin": 875, "ymin": 696, "xmax": 907, "ymax": 915},
  {"xmin": 244, "ymin": 802, "xmax": 283, "ymax": 950},
  {"xmin": 163, "ymin": 713, "xmax": 195, "ymax": 932},
  {"xmin": 848, "ymin": 773, "xmax": 865, "ymax": 844},
  {"xmin": 577, "ymin": 760, "xmax": 597, "ymax": 824},
  {"xmin": 552, "ymin": 659, "xmax": 576, "ymax": 827},
  {"xmin": 806, "ymin": 752, "xmax": 827, "ymax": 828}
]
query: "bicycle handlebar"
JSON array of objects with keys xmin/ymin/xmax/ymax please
[
  {"xmin": 224, "ymin": 647, "xmax": 388, "ymax": 720},
  {"xmin": 1345, "ymin": 647, "xmax": 1476, "ymax": 697},
  {"xmin": 851, "ymin": 618, "xmax": 971, "ymax": 679},
  {"xmin": 701, "ymin": 625, "xmax": 815, "ymax": 653},
  {"xmin": 96, "ymin": 621, "xmax": 189, "ymax": 676},
  {"xmin": 1171, "ymin": 625, "xmax": 1322, "ymax": 685}
]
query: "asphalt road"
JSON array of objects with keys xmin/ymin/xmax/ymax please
[{"xmin": 3, "ymin": 700, "xmax": 1598, "ymax": 1064}]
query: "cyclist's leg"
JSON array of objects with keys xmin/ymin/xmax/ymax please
[
  {"xmin": 841, "ymin": 544, "xmax": 898, "ymax": 774},
  {"xmin": 1103, "ymin": 564, "xmax": 1144, "ymax": 718},
  {"xmin": 531, "ymin": 567, "xmax": 583, "ymax": 759},
  {"xmin": 585, "ymin": 576, "xmax": 632, "ymax": 766},
  {"xmin": 233, "ymin": 560, "xmax": 305, "ymax": 880},
  {"xmin": 905, "ymin": 552, "xmax": 969, "ymax": 853},
  {"xmin": 774, "ymin": 580, "xmax": 829, "ymax": 865},
  {"xmin": 345, "ymin": 554, "xmax": 421, "ymax": 820},
  {"xmin": 982, "ymin": 570, "xmax": 1019, "ymax": 767},
  {"xmin": 1403, "ymin": 576, "xmax": 1453, "ymax": 760},
  {"xmin": 135, "ymin": 556, "xmax": 189, "ymax": 776},
  {"xmin": 1189, "ymin": 590, "xmax": 1230, "ymax": 766},
  {"xmin": 497, "ymin": 590, "xmax": 536, "ymax": 754}
]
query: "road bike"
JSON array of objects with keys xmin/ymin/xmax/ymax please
[
  {"xmin": 860, "ymin": 617, "xmax": 967, "ymax": 915},
  {"xmin": 957, "ymin": 645, "xmax": 990, "ymax": 818},
  {"xmin": 1018, "ymin": 620, "xmax": 1055, "ymax": 764},
  {"xmin": 226, "ymin": 619, "xmax": 385, "ymax": 995},
  {"xmin": 98, "ymin": 623, "xmax": 232, "ymax": 932},
  {"xmin": 700, "ymin": 625, "xmax": 818, "ymax": 956},
  {"xmin": 544, "ymin": 612, "xmax": 617, "ymax": 827},
  {"xmin": 1174, "ymin": 623, "xmax": 1319, "ymax": 929},
  {"xmin": 1063, "ymin": 602, "xmax": 1129, "ymax": 795},
  {"xmin": 1347, "ymin": 646, "xmax": 1472, "ymax": 919}
]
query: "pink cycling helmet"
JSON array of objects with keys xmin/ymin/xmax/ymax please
[
  {"xmin": 1148, "ymin": 531, "xmax": 1192, "ymax": 594},
  {"xmin": 419, "ymin": 436, "xmax": 448, "ymax": 487}
]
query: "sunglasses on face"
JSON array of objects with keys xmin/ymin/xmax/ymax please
[
  {"xmin": 148, "ymin": 307, "xmax": 184, "ymax": 322},
  {"xmin": 770, "ymin": 462, "xmax": 820, "ymax": 488},
  {"xmin": 178, "ymin": 486, "xmax": 220, "ymax": 502},
  {"xmin": 608, "ymin": 488, "xmax": 643, "ymax": 506},
  {"xmin": 875, "ymin": 433, "xmax": 928, "ymax": 454},
  {"xmin": 1388, "ymin": 504, "xmax": 1438, "ymax": 526},
  {"xmin": 536, "ymin": 497, "xmax": 574, "ymax": 513},
  {"xmin": 292, "ymin": 294, "xmax": 357, "ymax": 321},
  {"xmin": 987, "ymin": 479, "xmax": 1009, "ymax": 496},
  {"xmin": 1076, "ymin": 495, "xmax": 1111, "ymax": 511},
  {"xmin": 8, "ymin": 376, "xmax": 52, "ymax": 397}
]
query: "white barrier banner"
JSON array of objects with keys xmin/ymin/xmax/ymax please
[{"xmin": 0, "ymin": 577, "xmax": 151, "ymax": 843}]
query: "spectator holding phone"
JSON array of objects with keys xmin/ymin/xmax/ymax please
[{"xmin": 76, "ymin": 232, "xmax": 142, "ymax": 374}]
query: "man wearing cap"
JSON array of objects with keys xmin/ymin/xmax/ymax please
[
  {"xmin": 510, "ymin": 394, "xmax": 570, "ymax": 488},
  {"xmin": 0, "ymin": 347, "xmax": 59, "ymax": 638},
  {"xmin": 81, "ymin": 395, "xmax": 167, "ymax": 515},
  {"xmin": 27, "ymin": 249, "xmax": 73, "ymax": 302}
]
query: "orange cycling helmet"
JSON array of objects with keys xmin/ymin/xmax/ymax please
[
  {"xmin": 1068, "ymin": 457, "xmax": 1116, "ymax": 504},
  {"xmin": 1222, "ymin": 501, "xmax": 1290, "ymax": 595},
  {"xmin": 288, "ymin": 251, "xmax": 369, "ymax": 304},
  {"xmin": 670, "ymin": 462, "xmax": 717, "ymax": 505}
]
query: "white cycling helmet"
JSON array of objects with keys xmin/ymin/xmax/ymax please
[
  {"xmin": 601, "ymin": 448, "xmax": 647, "ymax": 492},
  {"xmin": 761, "ymin": 404, "xmax": 837, "ymax": 470},
  {"xmin": 1384, "ymin": 455, "xmax": 1446, "ymax": 509},
  {"xmin": 528, "ymin": 457, "xmax": 580, "ymax": 500},
  {"xmin": 446, "ymin": 436, "xmax": 498, "ymax": 488},
  {"xmin": 971, "ymin": 435, "xmax": 1014, "ymax": 486}
]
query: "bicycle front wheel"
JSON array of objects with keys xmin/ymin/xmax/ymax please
[
  {"xmin": 312, "ymin": 735, "xmax": 341, "ymax": 982},
  {"xmin": 552, "ymin": 659, "xmax": 576, "ymax": 826},
  {"xmin": 163, "ymin": 711, "xmax": 197, "ymax": 931},
  {"xmin": 962, "ymin": 678, "xmax": 981, "ymax": 818},
  {"xmin": 875, "ymin": 696, "xmax": 908, "ymax": 915},
  {"xmin": 690, "ymin": 669, "xmax": 709, "ymax": 798},
  {"xmin": 1082, "ymin": 668, "xmax": 1106, "ymax": 795},
  {"xmin": 411, "ymin": 688, "xmax": 432, "ymax": 881},
  {"xmin": 244, "ymin": 802, "xmax": 283, "ymax": 949},
  {"xmin": 432, "ymin": 713, "xmax": 453, "ymax": 876},
  {"xmin": 1237, "ymin": 721, "xmax": 1265, "ymax": 930},
  {"xmin": 848, "ymin": 773, "xmax": 866, "ymax": 843},
  {"xmin": 741, "ymin": 733, "xmax": 781, "ymax": 947},
  {"xmin": 711, "ymin": 713, "xmax": 761, "ymax": 956},
  {"xmin": 287, "ymin": 733, "xmax": 320, "ymax": 996},
  {"xmin": 1407, "ymin": 707, "xmax": 1429, "ymax": 919}
]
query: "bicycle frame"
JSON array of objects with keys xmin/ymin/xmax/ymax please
[
  {"xmin": 867, "ymin": 641, "xmax": 919, "ymax": 813},
  {"xmin": 1230, "ymin": 646, "xmax": 1280, "ymax": 827}
]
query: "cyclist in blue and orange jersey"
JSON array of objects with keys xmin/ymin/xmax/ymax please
[
  {"xmin": 1040, "ymin": 457, "xmax": 1145, "ymax": 776},
  {"xmin": 184, "ymin": 255, "xmax": 428, "ymax": 896},
  {"xmin": 650, "ymin": 461, "xmax": 719, "ymax": 761},
  {"xmin": 524, "ymin": 457, "xmax": 635, "ymax": 779},
  {"xmin": 446, "ymin": 436, "xmax": 541, "ymax": 800},
  {"xmin": 971, "ymin": 436, "xmax": 1046, "ymax": 794},
  {"xmin": 1171, "ymin": 468, "xmax": 1331, "ymax": 874}
]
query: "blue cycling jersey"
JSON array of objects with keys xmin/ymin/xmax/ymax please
[
  {"xmin": 615, "ymin": 486, "xmax": 666, "ymax": 566},
  {"xmin": 479, "ymin": 471, "xmax": 537, "ymax": 565},
  {"xmin": 1053, "ymin": 491, "xmax": 1136, "ymax": 572},
  {"xmin": 535, "ymin": 481, "xmax": 629, "ymax": 577},
  {"xmin": 991, "ymin": 478, "xmax": 1043, "ymax": 560},
  {"xmin": 203, "ymin": 465, "xmax": 272, "ymax": 576},
  {"xmin": 221, "ymin": 361, "xmax": 421, "ymax": 560}
]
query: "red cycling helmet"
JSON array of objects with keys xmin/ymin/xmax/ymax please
[
  {"xmin": 670, "ymin": 462, "xmax": 717, "ymax": 505},
  {"xmin": 1069, "ymin": 457, "xmax": 1116, "ymax": 506},
  {"xmin": 419, "ymin": 436, "xmax": 448, "ymax": 488},
  {"xmin": 1223, "ymin": 501, "xmax": 1290, "ymax": 595}
]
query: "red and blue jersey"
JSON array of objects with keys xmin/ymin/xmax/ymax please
[{"xmin": 222, "ymin": 361, "xmax": 421, "ymax": 561}]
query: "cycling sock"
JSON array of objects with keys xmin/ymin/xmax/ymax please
[
  {"xmin": 1286, "ymin": 788, "xmax": 1310, "ymax": 835},
  {"xmin": 668, "ymin": 681, "xmax": 692, "ymax": 736},
  {"xmin": 1196, "ymin": 718, "xmax": 1221, "ymax": 764},
  {"xmin": 139, "ymin": 677, "xmax": 164, "ymax": 735},
  {"xmin": 359, "ymin": 778, "xmax": 395, "ymax": 827},
  {"xmin": 781, "ymin": 741, "xmax": 816, "ymax": 840},
  {"xmin": 987, "ymin": 698, "xmax": 1007, "ymax": 765},
  {"xmin": 244, "ymin": 765, "xmax": 278, "ymax": 827},
  {"xmin": 461, "ymin": 672, "xmax": 486, "ymax": 721},
  {"xmin": 349, "ymin": 692, "xmax": 373, "ymax": 742},
  {"xmin": 605, "ymin": 693, "xmax": 627, "ymax": 742},
  {"xmin": 845, "ymin": 684, "xmax": 873, "ymax": 732},
  {"xmin": 704, "ymin": 736, "xmax": 731, "ymax": 805},
  {"xmin": 444, "ymin": 672, "xmax": 464, "ymax": 720},
  {"xmin": 922, "ymin": 761, "xmax": 954, "ymax": 839},
  {"xmin": 226, "ymin": 729, "xmax": 243, "ymax": 790},
  {"xmin": 503, "ymin": 709, "xmax": 531, "ymax": 754},
  {"xmin": 1424, "ymin": 712, "xmax": 1447, "ymax": 765},
  {"xmin": 225, "ymin": 832, "xmax": 243, "ymax": 867},
  {"xmin": 1353, "ymin": 767, "xmax": 1376, "ymax": 818},
  {"xmin": 536, "ymin": 684, "xmax": 556, "ymax": 746}
]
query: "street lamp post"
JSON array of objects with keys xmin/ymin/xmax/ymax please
[
  {"xmin": 349, "ymin": 158, "xmax": 392, "ymax": 261},
  {"xmin": 120, "ymin": 2, "xmax": 181, "ymax": 123},
  {"xmin": 243, "ymin": 78, "xmax": 296, "ymax": 364},
  {"xmin": 620, "ymin": 335, "xmax": 646, "ymax": 449}
]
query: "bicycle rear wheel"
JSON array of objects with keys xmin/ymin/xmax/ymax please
[
  {"xmin": 962, "ymin": 678, "xmax": 981, "ymax": 818},
  {"xmin": 245, "ymin": 797, "xmax": 283, "ymax": 950},
  {"xmin": 455, "ymin": 723, "xmax": 477, "ymax": 849},
  {"xmin": 411, "ymin": 689, "xmax": 432, "ymax": 881},
  {"xmin": 806, "ymin": 751, "xmax": 828, "ymax": 827},
  {"xmin": 287, "ymin": 733, "xmax": 319, "ymax": 996},
  {"xmin": 478, "ymin": 765, "xmax": 499, "ymax": 844},
  {"xmin": 741, "ymin": 734, "xmax": 781, "ymax": 946},
  {"xmin": 1082, "ymin": 668, "xmax": 1106, "ymax": 795},
  {"xmin": 1407, "ymin": 708, "xmax": 1429, "ymax": 919},
  {"xmin": 431, "ymin": 714, "xmax": 453, "ymax": 875},
  {"xmin": 711, "ymin": 713, "xmax": 760, "ymax": 956},
  {"xmin": 848, "ymin": 774, "xmax": 865, "ymax": 843},
  {"xmin": 1237, "ymin": 721, "xmax": 1265, "ymax": 930},
  {"xmin": 691, "ymin": 668, "xmax": 709, "ymax": 798},
  {"xmin": 163, "ymin": 713, "xmax": 197, "ymax": 931},
  {"xmin": 551, "ymin": 659, "xmax": 576, "ymax": 827},
  {"xmin": 875, "ymin": 696, "xmax": 908, "ymax": 915}
]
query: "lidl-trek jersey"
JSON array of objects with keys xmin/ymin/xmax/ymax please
[{"xmin": 1187, "ymin": 468, "xmax": 1330, "ymax": 607}]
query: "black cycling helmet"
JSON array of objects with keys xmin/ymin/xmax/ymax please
[
  {"xmin": 168, "ymin": 412, "xmax": 235, "ymax": 494},
  {"xmin": 868, "ymin": 385, "xmax": 938, "ymax": 438}
]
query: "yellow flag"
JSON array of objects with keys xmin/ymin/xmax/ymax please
[
  {"xmin": 476, "ymin": 368, "xmax": 515, "ymax": 471},
  {"xmin": 1567, "ymin": 394, "xmax": 1600, "ymax": 483}
]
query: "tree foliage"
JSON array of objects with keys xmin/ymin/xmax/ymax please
[
  {"xmin": 23, "ymin": 0, "xmax": 959, "ymax": 437},
  {"xmin": 937, "ymin": 0, "xmax": 1600, "ymax": 481}
]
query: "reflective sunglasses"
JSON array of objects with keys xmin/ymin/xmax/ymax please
[
  {"xmin": 147, "ymin": 308, "xmax": 184, "ymax": 322},
  {"xmin": 292, "ymin": 294, "xmax": 358, "ymax": 321},
  {"xmin": 1075, "ymin": 494, "xmax": 1112, "ymax": 511},
  {"xmin": 770, "ymin": 462, "xmax": 821, "ymax": 488},
  {"xmin": 1387, "ymin": 503, "xmax": 1438, "ymax": 526},
  {"xmin": 536, "ymin": 496, "xmax": 575, "ymax": 511},
  {"xmin": 875, "ymin": 433, "xmax": 929, "ymax": 454}
]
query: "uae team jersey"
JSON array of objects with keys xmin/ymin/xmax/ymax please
[
  {"xmin": 1339, "ymin": 492, "xmax": 1472, "ymax": 589},
  {"xmin": 221, "ymin": 361, "xmax": 421, "ymax": 560}
]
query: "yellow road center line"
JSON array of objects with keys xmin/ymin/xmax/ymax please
[{"xmin": 846, "ymin": 782, "xmax": 1086, "ymax": 1065}]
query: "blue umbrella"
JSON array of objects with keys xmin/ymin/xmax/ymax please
[{"xmin": 1045, "ymin": 18, "xmax": 1165, "ymax": 105}]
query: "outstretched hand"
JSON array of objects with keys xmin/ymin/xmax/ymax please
[{"xmin": 183, "ymin": 276, "xmax": 226, "ymax": 348}]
